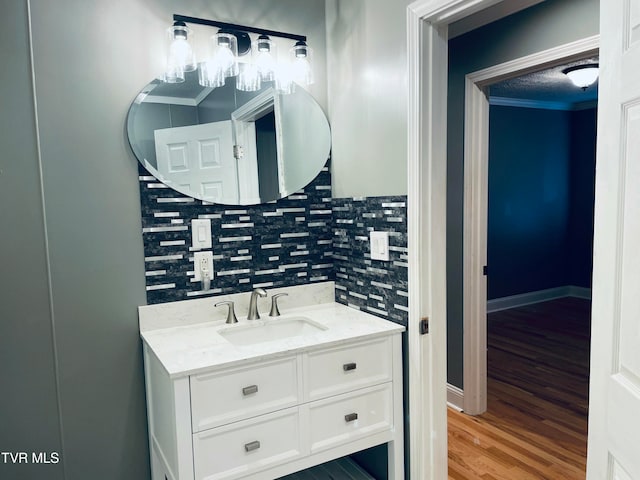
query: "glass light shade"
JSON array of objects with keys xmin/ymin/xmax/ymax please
[
  {"xmin": 237, "ymin": 62, "xmax": 261, "ymax": 92},
  {"xmin": 198, "ymin": 59, "xmax": 225, "ymax": 88},
  {"xmin": 274, "ymin": 63, "xmax": 295, "ymax": 94},
  {"xmin": 163, "ymin": 23, "xmax": 196, "ymax": 83},
  {"xmin": 164, "ymin": 62, "xmax": 185, "ymax": 84},
  {"xmin": 565, "ymin": 66, "xmax": 599, "ymax": 89},
  {"xmin": 290, "ymin": 42, "xmax": 313, "ymax": 86},
  {"xmin": 212, "ymin": 32, "xmax": 239, "ymax": 78},
  {"xmin": 254, "ymin": 35, "xmax": 277, "ymax": 82}
]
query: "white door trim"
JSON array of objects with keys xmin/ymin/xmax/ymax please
[
  {"xmin": 407, "ymin": 1, "xmax": 506, "ymax": 478},
  {"xmin": 462, "ymin": 34, "xmax": 600, "ymax": 415}
]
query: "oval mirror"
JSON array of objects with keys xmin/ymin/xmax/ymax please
[{"xmin": 127, "ymin": 71, "xmax": 331, "ymax": 205}]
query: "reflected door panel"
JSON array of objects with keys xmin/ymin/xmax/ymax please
[{"xmin": 154, "ymin": 121, "xmax": 238, "ymax": 203}]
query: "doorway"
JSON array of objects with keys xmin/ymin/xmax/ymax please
[
  {"xmin": 450, "ymin": 51, "xmax": 598, "ymax": 476},
  {"xmin": 405, "ymin": 1, "xmax": 601, "ymax": 478},
  {"xmin": 460, "ymin": 37, "xmax": 599, "ymax": 416}
]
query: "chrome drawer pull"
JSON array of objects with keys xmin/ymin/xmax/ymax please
[
  {"xmin": 344, "ymin": 413, "xmax": 359, "ymax": 422},
  {"xmin": 244, "ymin": 440, "xmax": 261, "ymax": 452},
  {"xmin": 343, "ymin": 362, "xmax": 357, "ymax": 371},
  {"xmin": 242, "ymin": 385, "xmax": 258, "ymax": 396}
]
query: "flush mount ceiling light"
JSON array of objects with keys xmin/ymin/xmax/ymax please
[
  {"xmin": 162, "ymin": 14, "xmax": 312, "ymax": 94},
  {"xmin": 563, "ymin": 64, "xmax": 599, "ymax": 90}
]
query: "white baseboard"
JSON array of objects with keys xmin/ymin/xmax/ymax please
[
  {"xmin": 567, "ymin": 285, "xmax": 592, "ymax": 299},
  {"xmin": 447, "ymin": 383, "xmax": 464, "ymax": 411},
  {"xmin": 487, "ymin": 285, "xmax": 591, "ymax": 313}
]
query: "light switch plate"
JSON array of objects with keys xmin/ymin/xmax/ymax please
[
  {"xmin": 193, "ymin": 251, "xmax": 214, "ymax": 281},
  {"xmin": 370, "ymin": 231, "xmax": 390, "ymax": 261},
  {"xmin": 192, "ymin": 219, "xmax": 212, "ymax": 249}
]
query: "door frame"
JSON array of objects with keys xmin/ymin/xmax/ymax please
[
  {"xmin": 407, "ymin": 1, "xmax": 600, "ymax": 478},
  {"xmin": 461, "ymin": 35, "xmax": 600, "ymax": 415},
  {"xmin": 406, "ymin": 1, "xmax": 508, "ymax": 478},
  {"xmin": 231, "ymin": 87, "xmax": 281, "ymax": 204}
]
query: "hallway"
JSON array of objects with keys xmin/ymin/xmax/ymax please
[{"xmin": 448, "ymin": 297, "xmax": 590, "ymax": 479}]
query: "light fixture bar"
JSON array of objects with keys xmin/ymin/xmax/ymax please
[{"xmin": 173, "ymin": 14, "xmax": 306, "ymax": 43}]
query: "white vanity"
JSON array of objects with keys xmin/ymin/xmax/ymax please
[{"xmin": 139, "ymin": 283, "xmax": 404, "ymax": 480}]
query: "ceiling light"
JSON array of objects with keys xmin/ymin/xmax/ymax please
[{"xmin": 563, "ymin": 64, "xmax": 599, "ymax": 90}]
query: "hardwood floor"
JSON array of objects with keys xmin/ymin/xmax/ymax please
[{"xmin": 448, "ymin": 297, "xmax": 591, "ymax": 479}]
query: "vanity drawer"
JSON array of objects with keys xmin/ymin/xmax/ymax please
[
  {"xmin": 193, "ymin": 407, "xmax": 303, "ymax": 480},
  {"xmin": 190, "ymin": 356, "xmax": 300, "ymax": 432},
  {"xmin": 307, "ymin": 383, "xmax": 393, "ymax": 454},
  {"xmin": 304, "ymin": 337, "xmax": 392, "ymax": 401}
]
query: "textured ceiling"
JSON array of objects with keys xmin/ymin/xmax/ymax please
[{"xmin": 489, "ymin": 56, "xmax": 599, "ymax": 108}]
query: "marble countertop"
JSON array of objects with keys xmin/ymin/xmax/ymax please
[{"xmin": 141, "ymin": 302, "xmax": 405, "ymax": 378}]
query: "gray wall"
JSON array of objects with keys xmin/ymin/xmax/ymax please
[
  {"xmin": 0, "ymin": 1, "xmax": 327, "ymax": 479},
  {"xmin": 0, "ymin": 2, "xmax": 64, "ymax": 479},
  {"xmin": 325, "ymin": 0, "xmax": 413, "ymax": 198},
  {"xmin": 446, "ymin": 0, "xmax": 599, "ymax": 388}
]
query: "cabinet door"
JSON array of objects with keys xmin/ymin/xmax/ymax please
[
  {"xmin": 190, "ymin": 356, "xmax": 300, "ymax": 432},
  {"xmin": 304, "ymin": 337, "xmax": 393, "ymax": 401}
]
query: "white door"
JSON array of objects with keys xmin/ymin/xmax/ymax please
[
  {"xmin": 586, "ymin": 1, "xmax": 640, "ymax": 479},
  {"xmin": 154, "ymin": 121, "xmax": 239, "ymax": 204}
]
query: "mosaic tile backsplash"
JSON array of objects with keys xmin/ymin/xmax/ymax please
[
  {"xmin": 332, "ymin": 197, "xmax": 408, "ymax": 327},
  {"xmin": 139, "ymin": 163, "xmax": 408, "ymax": 327},
  {"xmin": 138, "ymin": 162, "xmax": 333, "ymax": 304}
]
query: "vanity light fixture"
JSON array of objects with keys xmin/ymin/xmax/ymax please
[
  {"xmin": 563, "ymin": 64, "xmax": 599, "ymax": 90},
  {"xmin": 162, "ymin": 14, "xmax": 312, "ymax": 93}
]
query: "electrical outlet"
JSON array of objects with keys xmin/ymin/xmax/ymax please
[{"xmin": 193, "ymin": 251, "xmax": 214, "ymax": 281}]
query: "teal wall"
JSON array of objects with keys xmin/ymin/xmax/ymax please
[
  {"xmin": 487, "ymin": 106, "xmax": 596, "ymax": 300},
  {"xmin": 568, "ymin": 108, "xmax": 597, "ymax": 289}
]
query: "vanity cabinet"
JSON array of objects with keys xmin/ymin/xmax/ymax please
[{"xmin": 143, "ymin": 333, "xmax": 403, "ymax": 480}]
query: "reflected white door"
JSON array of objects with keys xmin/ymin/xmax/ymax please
[
  {"xmin": 154, "ymin": 121, "xmax": 238, "ymax": 203},
  {"xmin": 586, "ymin": 1, "xmax": 640, "ymax": 479}
]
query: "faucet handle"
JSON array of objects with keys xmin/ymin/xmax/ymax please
[
  {"xmin": 215, "ymin": 300, "xmax": 238, "ymax": 324},
  {"xmin": 269, "ymin": 293, "xmax": 289, "ymax": 317}
]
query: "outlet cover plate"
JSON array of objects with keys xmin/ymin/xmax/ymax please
[
  {"xmin": 193, "ymin": 251, "xmax": 214, "ymax": 281},
  {"xmin": 370, "ymin": 231, "xmax": 390, "ymax": 261}
]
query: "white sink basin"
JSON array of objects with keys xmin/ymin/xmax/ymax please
[{"xmin": 219, "ymin": 316, "xmax": 327, "ymax": 346}]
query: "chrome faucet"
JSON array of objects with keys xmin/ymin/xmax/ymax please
[{"xmin": 247, "ymin": 288, "xmax": 267, "ymax": 320}]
